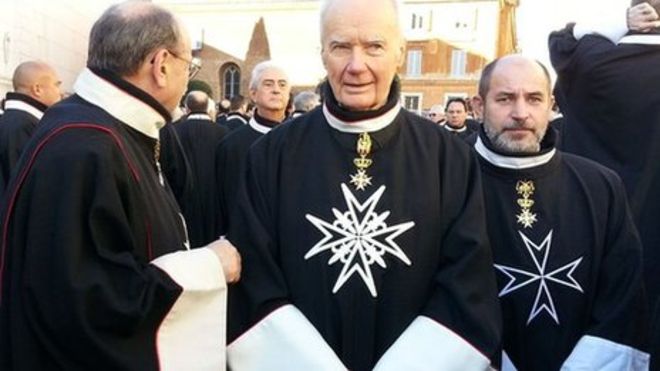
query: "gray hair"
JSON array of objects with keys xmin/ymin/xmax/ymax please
[
  {"xmin": 293, "ymin": 91, "xmax": 320, "ymax": 112},
  {"xmin": 249, "ymin": 61, "xmax": 288, "ymax": 91},
  {"xmin": 478, "ymin": 56, "xmax": 551, "ymax": 98},
  {"xmin": 87, "ymin": 2, "xmax": 182, "ymax": 76}
]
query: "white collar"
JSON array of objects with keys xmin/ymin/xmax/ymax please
[
  {"xmin": 228, "ymin": 113, "xmax": 248, "ymax": 124},
  {"xmin": 443, "ymin": 124, "xmax": 467, "ymax": 133},
  {"xmin": 474, "ymin": 136, "xmax": 556, "ymax": 169},
  {"xmin": 322, "ymin": 103, "xmax": 402, "ymax": 133},
  {"xmin": 187, "ymin": 113, "xmax": 212, "ymax": 121},
  {"xmin": 4, "ymin": 99, "xmax": 44, "ymax": 120},
  {"xmin": 249, "ymin": 116, "xmax": 272, "ymax": 134},
  {"xmin": 618, "ymin": 34, "xmax": 660, "ymax": 45},
  {"xmin": 73, "ymin": 68, "xmax": 166, "ymax": 139}
]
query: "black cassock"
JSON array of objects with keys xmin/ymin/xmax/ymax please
[
  {"xmin": 475, "ymin": 128, "xmax": 649, "ymax": 370},
  {"xmin": 168, "ymin": 113, "xmax": 227, "ymax": 247},
  {"xmin": 0, "ymin": 92, "xmax": 47, "ymax": 195},
  {"xmin": 226, "ymin": 82, "xmax": 502, "ymax": 371},
  {"xmin": 215, "ymin": 111, "xmax": 276, "ymax": 236},
  {"xmin": 549, "ymin": 24, "xmax": 660, "ymax": 311},
  {"xmin": 0, "ymin": 68, "xmax": 227, "ymax": 370}
]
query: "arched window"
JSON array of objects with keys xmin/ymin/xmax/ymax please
[{"xmin": 222, "ymin": 64, "xmax": 241, "ymax": 99}]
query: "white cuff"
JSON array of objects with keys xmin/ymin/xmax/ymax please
[
  {"xmin": 373, "ymin": 316, "xmax": 491, "ymax": 371},
  {"xmin": 573, "ymin": 5, "xmax": 629, "ymax": 43},
  {"xmin": 561, "ymin": 335, "xmax": 650, "ymax": 371},
  {"xmin": 151, "ymin": 247, "xmax": 227, "ymax": 371},
  {"xmin": 227, "ymin": 304, "xmax": 346, "ymax": 371}
]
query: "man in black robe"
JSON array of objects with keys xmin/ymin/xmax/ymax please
[
  {"xmin": 0, "ymin": 61, "xmax": 62, "ymax": 195},
  {"xmin": 443, "ymin": 97, "xmax": 477, "ymax": 141},
  {"xmin": 225, "ymin": 0, "xmax": 501, "ymax": 369},
  {"xmin": 223, "ymin": 94, "xmax": 250, "ymax": 131},
  {"xmin": 168, "ymin": 90, "xmax": 228, "ymax": 247},
  {"xmin": 549, "ymin": 3, "xmax": 660, "ymax": 367},
  {"xmin": 473, "ymin": 54, "xmax": 649, "ymax": 371},
  {"xmin": 0, "ymin": 2, "xmax": 240, "ymax": 370},
  {"xmin": 215, "ymin": 61, "xmax": 290, "ymax": 236}
]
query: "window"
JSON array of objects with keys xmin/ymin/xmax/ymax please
[
  {"xmin": 450, "ymin": 50, "xmax": 467, "ymax": 77},
  {"xmin": 402, "ymin": 93, "xmax": 423, "ymax": 114},
  {"xmin": 410, "ymin": 13, "xmax": 425, "ymax": 30},
  {"xmin": 406, "ymin": 50, "xmax": 422, "ymax": 76},
  {"xmin": 222, "ymin": 64, "xmax": 241, "ymax": 99}
]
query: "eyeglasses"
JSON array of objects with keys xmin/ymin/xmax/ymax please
[{"xmin": 168, "ymin": 50, "xmax": 202, "ymax": 79}]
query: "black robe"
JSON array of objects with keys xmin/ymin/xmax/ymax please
[
  {"xmin": 549, "ymin": 24, "xmax": 660, "ymax": 311},
  {"xmin": 475, "ymin": 129, "xmax": 649, "ymax": 370},
  {"xmin": 226, "ymin": 82, "xmax": 501, "ymax": 371},
  {"xmin": 0, "ymin": 68, "xmax": 227, "ymax": 370},
  {"xmin": 168, "ymin": 113, "xmax": 228, "ymax": 247},
  {"xmin": 214, "ymin": 111, "xmax": 275, "ymax": 236},
  {"xmin": 223, "ymin": 112, "xmax": 249, "ymax": 131},
  {"xmin": 0, "ymin": 93, "xmax": 47, "ymax": 195}
]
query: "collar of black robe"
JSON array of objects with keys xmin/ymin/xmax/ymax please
[
  {"xmin": 3, "ymin": 92, "xmax": 48, "ymax": 120},
  {"xmin": 322, "ymin": 77, "xmax": 402, "ymax": 133},
  {"xmin": 443, "ymin": 123, "xmax": 467, "ymax": 133},
  {"xmin": 475, "ymin": 124, "xmax": 557, "ymax": 170},
  {"xmin": 73, "ymin": 68, "xmax": 172, "ymax": 139},
  {"xmin": 248, "ymin": 109, "xmax": 280, "ymax": 134},
  {"xmin": 619, "ymin": 32, "xmax": 660, "ymax": 45}
]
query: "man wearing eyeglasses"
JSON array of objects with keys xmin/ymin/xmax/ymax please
[{"xmin": 0, "ymin": 2, "xmax": 240, "ymax": 370}]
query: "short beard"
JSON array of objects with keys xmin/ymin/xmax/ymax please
[{"xmin": 483, "ymin": 122, "xmax": 546, "ymax": 154}]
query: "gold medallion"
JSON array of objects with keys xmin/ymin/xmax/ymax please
[
  {"xmin": 349, "ymin": 133, "xmax": 373, "ymax": 190},
  {"xmin": 515, "ymin": 180, "xmax": 537, "ymax": 228}
]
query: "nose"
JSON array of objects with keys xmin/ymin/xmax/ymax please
[
  {"xmin": 346, "ymin": 49, "xmax": 368, "ymax": 74},
  {"xmin": 511, "ymin": 98, "xmax": 530, "ymax": 122}
]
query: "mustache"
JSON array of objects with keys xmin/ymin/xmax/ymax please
[{"xmin": 501, "ymin": 121, "xmax": 533, "ymax": 130}]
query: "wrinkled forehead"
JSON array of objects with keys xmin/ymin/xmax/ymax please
[
  {"xmin": 259, "ymin": 68, "xmax": 289, "ymax": 83},
  {"xmin": 320, "ymin": 0, "xmax": 401, "ymax": 43},
  {"xmin": 490, "ymin": 60, "xmax": 551, "ymax": 95}
]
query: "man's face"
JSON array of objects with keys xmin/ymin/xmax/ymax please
[
  {"xmin": 482, "ymin": 57, "xmax": 553, "ymax": 153},
  {"xmin": 37, "ymin": 68, "xmax": 62, "ymax": 107},
  {"xmin": 250, "ymin": 68, "xmax": 290, "ymax": 115},
  {"xmin": 321, "ymin": 0, "xmax": 404, "ymax": 111},
  {"xmin": 446, "ymin": 101, "xmax": 467, "ymax": 128},
  {"xmin": 163, "ymin": 25, "xmax": 193, "ymax": 113}
]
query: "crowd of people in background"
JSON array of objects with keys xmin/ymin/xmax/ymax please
[{"xmin": 0, "ymin": 0, "xmax": 658, "ymax": 370}]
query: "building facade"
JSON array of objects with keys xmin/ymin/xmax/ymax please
[{"xmin": 157, "ymin": 0, "xmax": 516, "ymax": 112}]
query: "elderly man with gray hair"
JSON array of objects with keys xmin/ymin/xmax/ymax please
[
  {"xmin": 225, "ymin": 0, "xmax": 501, "ymax": 370},
  {"xmin": 0, "ymin": 2, "xmax": 240, "ymax": 370}
]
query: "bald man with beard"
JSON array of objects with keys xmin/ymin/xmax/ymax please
[{"xmin": 0, "ymin": 61, "xmax": 62, "ymax": 194}]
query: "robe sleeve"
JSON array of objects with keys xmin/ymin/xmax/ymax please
[
  {"xmin": 373, "ymin": 140, "xmax": 501, "ymax": 370},
  {"xmin": 225, "ymin": 137, "xmax": 346, "ymax": 371},
  {"xmin": 0, "ymin": 119, "xmax": 36, "ymax": 195},
  {"xmin": 0, "ymin": 129, "xmax": 226, "ymax": 370},
  {"xmin": 561, "ymin": 174, "xmax": 649, "ymax": 370}
]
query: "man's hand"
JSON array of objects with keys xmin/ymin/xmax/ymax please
[
  {"xmin": 628, "ymin": 2, "xmax": 660, "ymax": 33},
  {"xmin": 207, "ymin": 238, "xmax": 242, "ymax": 284}
]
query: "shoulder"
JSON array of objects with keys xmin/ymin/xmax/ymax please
[{"xmin": 560, "ymin": 152, "xmax": 625, "ymax": 188}]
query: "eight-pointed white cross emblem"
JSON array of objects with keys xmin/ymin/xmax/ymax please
[
  {"xmin": 495, "ymin": 230, "xmax": 584, "ymax": 325},
  {"xmin": 305, "ymin": 183, "xmax": 415, "ymax": 297}
]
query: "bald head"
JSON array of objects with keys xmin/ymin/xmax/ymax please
[
  {"xmin": 88, "ymin": 1, "xmax": 183, "ymax": 77},
  {"xmin": 479, "ymin": 55, "xmax": 551, "ymax": 99},
  {"xmin": 320, "ymin": 0, "xmax": 403, "ymax": 42},
  {"xmin": 185, "ymin": 90, "xmax": 210, "ymax": 114},
  {"xmin": 12, "ymin": 61, "xmax": 62, "ymax": 107}
]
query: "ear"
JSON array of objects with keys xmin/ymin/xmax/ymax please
[
  {"xmin": 472, "ymin": 95, "xmax": 485, "ymax": 111},
  {"xmin": 149, "ymin": 48, "xmax": 170, "ymax": 88},
  {"xmin": 396, "ymin": 39, "xmax": 406, "ymax": 68},
  {"xmin": 31, "ymin": 83, "xmax": 43, "ymax": 98},
  {"xmin": 249, "ymin": 89, "xmax": 257, "ymax": 102}
]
